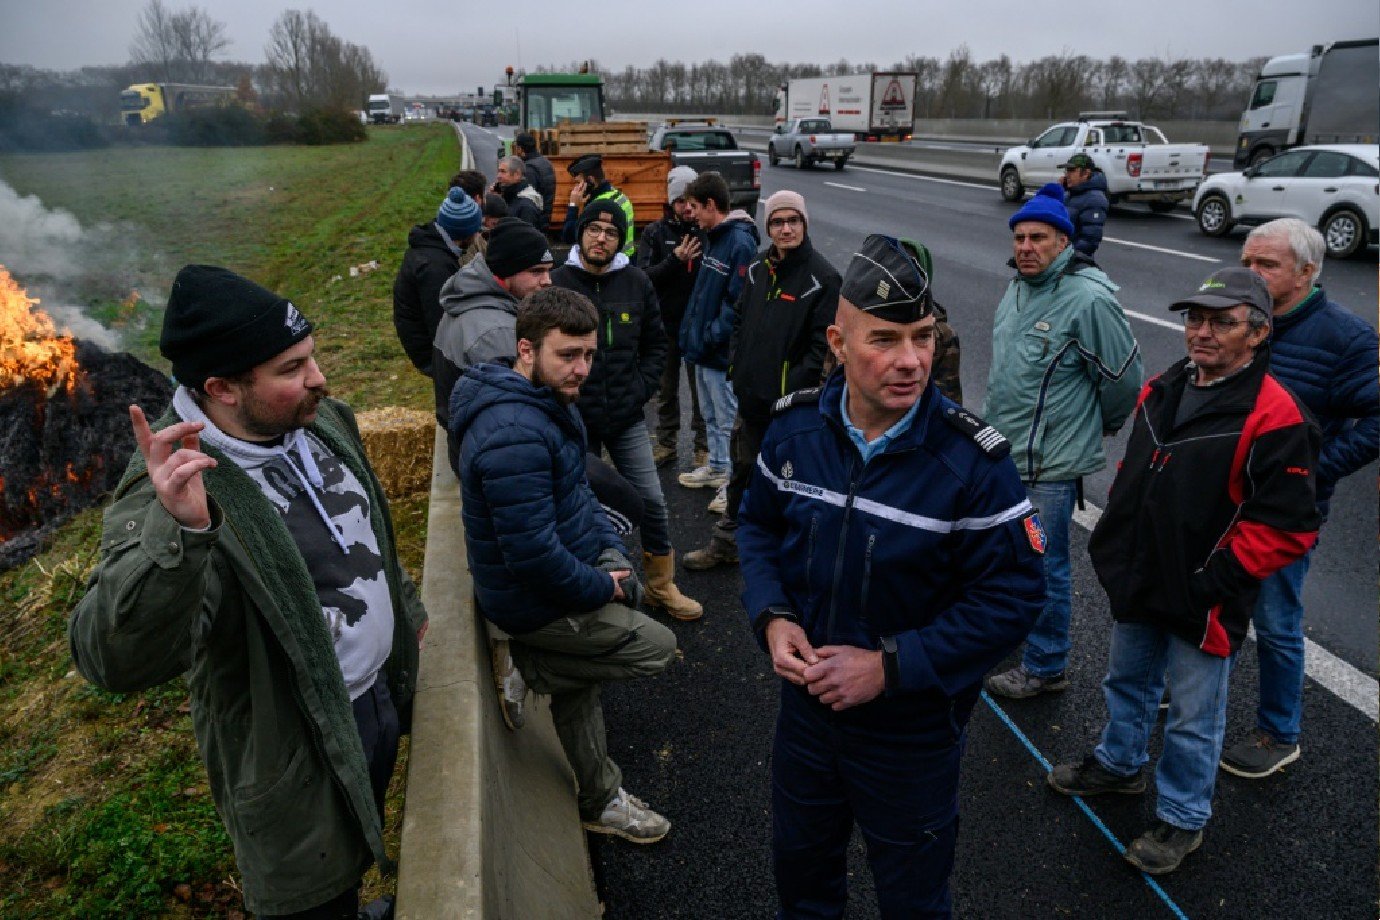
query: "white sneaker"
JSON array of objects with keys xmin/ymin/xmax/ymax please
[
  {"xmin": 707, "ymin": 484, "xmax": 727, "ymax": 514},
  {"xmin": 582, "ymin": 787, "xmax": 670, "ymax": 843},
  {"xmin": 678, "ymin": 465, "xmax": 728, "ymax": 489},
  {"xmin": 490, "ymin": 640, "xmax": 526, "ymax": 731}
]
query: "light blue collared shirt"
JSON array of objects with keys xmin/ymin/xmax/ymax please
[{"xmin": 840, "ymin": 384, "xmax": 923, "ymax": 464}]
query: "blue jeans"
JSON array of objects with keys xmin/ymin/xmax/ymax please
[
  {"xmin": 694, "ymin": 364, "xmax": 737, "ymax": 474},
  {"xmin": 1250, "ymin": 549, "xmax": 1312, "ymax": 745},
  {"xmin": 1094, "ymin": 622, "xmax": 1231, "ymax": 831},
  {"xmin": 1020, "ymin": 480, "xmax": 1076, "ymax": 677},
  {"xmin": 593, "ymin": 421, "xmax": 672, "ymax": 556}
]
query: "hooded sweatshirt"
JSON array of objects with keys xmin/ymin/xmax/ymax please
[
  {"xmin": 431, "ymin": 254, "xmax": 520, "ymax": 427},
  {"xmin": 551, "ymin": 247, "xmax": 667, "ymax": 438},
  {"xmin": 679, "ymin": 209, "xmax": 761, "ymax": 371}
]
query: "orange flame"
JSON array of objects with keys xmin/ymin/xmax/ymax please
[{"xmin": 0, "ymin": 264, "xmax": 79, "ymax": 393}]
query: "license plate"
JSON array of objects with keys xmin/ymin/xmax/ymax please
[{"xmin": 1154, "ymin": 179, "xmax": 1190, "ymax": 188}]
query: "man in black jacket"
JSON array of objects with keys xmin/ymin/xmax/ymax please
[
  {"xmin": 515, "ymin": 131, "xmax": 556, "ymax": 229},
  {"xmin": 552, "ymin": 200, "xmax": 703, "ymax": 622},
  {"xmin": 392, "ymin": 186, "xmax": 484, "ymax": 376},
  {"xmin": 638, "ymin": 165, "xmax": 708, "ymax": 469},
  {"xmin": 685, "ymin": 189, "xmax": 840, "ymax": 570},
  {"xmin": 493, "ymin": 155, "xmax": 544, "ymax": 230}
]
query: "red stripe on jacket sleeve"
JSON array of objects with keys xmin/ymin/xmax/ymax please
[
  {"xmin": 1228, "ymin": 521, "xmax": 1319, "ymax": 580},
  {"xmin": 1201, "ymin": 604, "xmax": 1232, "ymax": 657}
]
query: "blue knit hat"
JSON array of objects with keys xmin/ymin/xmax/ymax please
[
  {"xmin": 437, "ymin": 187, "xmax": 482, "ymax": 238},
  {"xmin": 1009, "ymin": 183, "xmax": 1074, "ymax": 237}
]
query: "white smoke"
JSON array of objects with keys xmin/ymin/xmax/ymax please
[{"xmin": 0, "ymin": 178, "xmax": 150, "ymax": 351}]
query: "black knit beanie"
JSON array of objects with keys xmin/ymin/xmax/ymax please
[
  {"xmin": 159, "ymin": 264, "xmax": 313, "ymax": 391},
  {"xmin": 576, "ymin": 198, "xmax": 628, "ymax": 245},
  {"xmin": 485, "ymin": 217, "xmax": 554, "ymax": 278}
]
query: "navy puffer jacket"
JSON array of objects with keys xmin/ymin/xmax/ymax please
[
  {"xmin": 1268, "ymin": 286, "xmax": 1380, "ymax": 507},
  {"xmin": 1064, "ymin": 171, "xmax": 1109, "ymax": 257},
  {"xmin": 679, "ymin": 213, "xmax": 760, "ymax": 370},
  {"xmin": 450, "ymin": 361, "xmax": 623, "ymax": 634}
]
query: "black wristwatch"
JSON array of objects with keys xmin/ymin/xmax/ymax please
[
  {"xmin": 880, "ymin": 636, "xmax": 900, "ymax": 692},
  {"xmin": 761, "ymin": 605, "xmax": 798, "ymax": 627}
]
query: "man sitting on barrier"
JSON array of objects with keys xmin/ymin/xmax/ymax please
[{"xmin": 450, "ymin": 286, "xmax": 678, "ymax": 844}]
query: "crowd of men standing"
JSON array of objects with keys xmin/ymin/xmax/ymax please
[{"xmin": 60, "ymin": 134, "xmax": 1376, "ymax": 920}]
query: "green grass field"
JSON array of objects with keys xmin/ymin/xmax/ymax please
[{"xmin": 0, "ymin": 123, "xmax": 458, "ymax": 918}]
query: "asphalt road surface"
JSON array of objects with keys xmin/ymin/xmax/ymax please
[{"xmin": 459, "ymin": 122, "xmax": 1378, "ymax": 918}]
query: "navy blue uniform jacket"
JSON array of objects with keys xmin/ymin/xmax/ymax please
[{"xmin": 738, "ymin": 372, "xmax": 1046, "ymax": 733}]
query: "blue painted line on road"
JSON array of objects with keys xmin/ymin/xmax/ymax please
[{"xmin": 980, "ymin": 691, "xmax": 1191, "ymax": 920}]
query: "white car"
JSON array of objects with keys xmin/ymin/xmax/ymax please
[{"xmin": 1193, "ymin": 144, "xmax": 1379, "ymax": 258}]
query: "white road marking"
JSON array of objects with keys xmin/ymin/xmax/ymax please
[
  {"xmin": 1072, "ymin": 501, "xmax": 1378, "ymax": 722},
  {"xmin": 1103, "ymin": 236, "xmax": 1220, "ymax": 262},
  {"xmin": 824, "ymin": 181, "xmax": 867, "ymax": 192},
  {"xmin": 847, "ymin": 164, "xmax": 993, "ymax": 191},
  {"xmin": 1122, "ymin": 308, "xmax": 1185, "ymax": 332}
]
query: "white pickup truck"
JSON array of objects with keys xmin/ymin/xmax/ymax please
[
  {"xmin": 769, "ymin": 118, "xmax": 857, "ymax": 170},
  {"xmin": 999, "ymin": 114, "xmax": 1211, "ymax": 212}
]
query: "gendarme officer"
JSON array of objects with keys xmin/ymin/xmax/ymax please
[{"xmin": 737, "ymin": 234, "xmax": 1046, "ymax": 919}]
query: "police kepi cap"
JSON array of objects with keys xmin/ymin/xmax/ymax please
[
  {"xmin": 1169, "ymin": 267, "xmax": 1271, "ymax": 314},
  {"xmin": 567, "ymin": 153, "xmax": 603, "ymax": 176},
  {"xmin": 840, "ymin": 234, "xmax": 933, "ymax": 323}
]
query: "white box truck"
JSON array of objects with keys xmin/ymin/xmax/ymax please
[
  {"xmin": 1234, "ymin": 38, "xmax": 1379, "ymax": 167},
  {"xmin": 775, "ymin": 72, "xmax": 916, "ymax": 141},
  {"xmin": 367, "ymin": 93, "xmax": 405, "ymax": 125}
]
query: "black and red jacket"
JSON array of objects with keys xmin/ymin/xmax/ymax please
[{"xmin": 1088, "ymin": 349, "xmax": 1321, "ymax": 657}]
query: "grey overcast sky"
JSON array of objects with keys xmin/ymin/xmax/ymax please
[{"xmin": 1, "ymin": 0, "xmax": 1376, "ymax": 95}]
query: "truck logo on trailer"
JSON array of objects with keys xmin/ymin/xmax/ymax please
[
  {"xmin": 880, "ymin": 77, "xmax": 907, "ymax": 110},
  {"xmin": 818, "ymin": 84, "xmax": 830, "ymax": 115}
]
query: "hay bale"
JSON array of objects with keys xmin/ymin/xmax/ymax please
[{"xmin": 355, "ymin": 407, "xmax": 435, "ymax": 500}]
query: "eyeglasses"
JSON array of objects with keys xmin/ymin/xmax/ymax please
[
  {"xmin": 584, "ymin": 223, "xmax": 620, "ymax": 241},
  {"xmin": 768, "ymin": 215, "xmax": 803, "ymax": 230},
  {"xmin": 1183, "ymin": 311, "xmax": 1245, "ymax": 333}
]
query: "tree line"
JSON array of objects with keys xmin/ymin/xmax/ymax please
[{"xmin": 542, "ymin": 47, "xmax": 1266, "ymax": 121}]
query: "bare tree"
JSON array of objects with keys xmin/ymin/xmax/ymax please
[
  {"xmin": 128, "ymin": 0, "xmax": 229, "ymax": 84},
  {"xmin": 264, "ymin": 9, "xmax": 384, "ymax": 113}
]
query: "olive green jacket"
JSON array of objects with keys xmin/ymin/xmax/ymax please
[{"xmin": 69, "ymin": 398, "xmax": 426, "ymax": 915}]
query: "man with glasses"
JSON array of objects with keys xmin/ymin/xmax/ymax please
[
  {"xmin": 1049, "ymin": 267, "xmax": 1320, "ymax": 875},
  {"xmin": 684, "ymin": 190, "xmax": 839, "ymax": 569},
  {"xmin": 983, "ymin": 183, "xmax": 1142, "ymax": 701},
  {"xmin": 1219, "ymin": 218, "xmax": 1379, "ymax": 778},
  {"xmin": 552, "ymin": 200, "xmax": 702, "ymax": 622}
]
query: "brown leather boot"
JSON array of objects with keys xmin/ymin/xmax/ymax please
[
  {"xmin": 642, "ymin": 551, "xmax": 703, "ymax": 621},
  {"xmin": 683, "ymin": 527, "xmax": 738, "ymax": 570}
]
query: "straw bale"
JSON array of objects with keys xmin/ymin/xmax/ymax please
[{"xmin": 355, "ymin": 407, "xmax": 435, "ymax": 499}]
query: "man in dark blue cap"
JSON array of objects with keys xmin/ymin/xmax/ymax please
[
  {"xmin": 561, "ymin": 153, "xmax": 635, "ymax": 255},
  {"xmin": 737, "ymin": 235, "xmax": 1046, "ymax": 918}
]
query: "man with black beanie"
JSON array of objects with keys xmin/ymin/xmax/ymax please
[{"xmin": 70, "ymin": 264, "xmax": 428, "ymax": 920}]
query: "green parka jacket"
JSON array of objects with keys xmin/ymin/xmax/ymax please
[
  {"xmin": 982, "ymin": 248, "xmax": 1143, "ymax": 483},
  {"xmin": 69, "ymin": 398, "xmax": 426, "ymax": 916}
]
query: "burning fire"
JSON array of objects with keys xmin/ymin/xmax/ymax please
[{"xmin": 1, "ymin": 264, "xmax": 79, "ymax": 393}]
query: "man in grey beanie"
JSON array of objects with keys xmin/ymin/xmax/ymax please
[{"xmin": 71, "ymin": 265, "xmax": 428, "ymax": 920}]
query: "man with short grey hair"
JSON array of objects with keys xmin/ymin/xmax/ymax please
[
  {"xmin": 493, "ymin": 154, "xmax": 544, "ymax": 229},
  {"xmin": 1219, "ymin": 218, "xmax": 1379, "ymax": 779}
]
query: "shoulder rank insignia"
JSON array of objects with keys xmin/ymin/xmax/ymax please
[
  {"xmin": 773, "ymin": 387, "xmax": 823, "ymax": 415},
  {"xmin": 943, "ymin": 406, "xmax": 1010, "ymax": 458}
]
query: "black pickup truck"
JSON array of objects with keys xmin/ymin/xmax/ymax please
[{"xmin": 648, "ymin": 122, "xmax": 761, "ymax": 213}]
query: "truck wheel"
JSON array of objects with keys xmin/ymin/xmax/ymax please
[
  {"xmin": 1249, "ymin": 146, "xmax": 1275, "ymax": 167},
  {"xmin": 1000, "ymin": 167, "xmax": 1023, "ymax": 202},
  {"xmin": 1320, "ymin": 208, "xmax": 1367, "ymax": 259},
  {"xmin": 795, "ymin": 146, "xmax": 808, "ymax": 170},
  {"xmin": 768, "ymin": 145, "xmax": 779, "ymax": 167},
  {"xmin": 1195, "ymin": 193, "xmax": 1234, "ymax": 237},
  {"xmin": 833, "ymin": 157, "xmax": 848, "ymax": 171},
  {"xmin": 1147, "ymin": 201, "xmax": 1178, "ymax": 214}
]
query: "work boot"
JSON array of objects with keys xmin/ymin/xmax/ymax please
[
  {"xmin": 490, "ymin": 639, "xmax": 526, "ymax": 731},
  {"xmin": 651, "ymin": 442, "xmax": 677, "ymax": 467},
  {"xmin": 984, "ymin": 665, "xmax": 1069, "ymax": 699},
  {"xmin": 582, "ymin": 787, "xmax": 670, "ymax": 844},
  {"xmin": 684, "ymin": 526, "xmax": 738, "ymax": 570},
  {"xmin": 1047, "ymin": 755, "xmax": 1147, "ymax": 797},
  {"xmin": 642, "ymin": 551, "xmax": 703, "ymax": 621},
  {"xmin": 1219, "ymin": 729, "xmax": 1301, "ymax": 778},
  {"xmin": 1124, "ymin": 820, "xmax": 1203, "ymax": 875}
]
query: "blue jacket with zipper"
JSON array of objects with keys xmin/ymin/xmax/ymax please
[
  {"xmin": 737, "ymin": 372, "xmax": 1046, "ymax": 735},
  {"xmin": 679, "ymin": 212, "xmax": 759, "ymax": 371}
]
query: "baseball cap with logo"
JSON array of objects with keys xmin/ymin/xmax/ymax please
[
  {"xmin": 1057, "ymin": 152, "xmax": 1097, "ymax": 170},
  {"xmin": 1168, "ymin": 267, "xmax": 1272, "ymax": 314}
]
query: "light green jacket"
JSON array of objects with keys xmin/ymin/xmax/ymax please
[
  {"xmin": 981, "ymin": 248, "xmax": 1143, "ymax": 482},
  {"xmin": 69, "ymin": 399, "xmax": 426, "ymax": 915}
]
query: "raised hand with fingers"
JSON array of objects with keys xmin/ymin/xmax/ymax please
[{"xmin": 129, "ymin": 404, "xmax": 217, "ymax": 530}]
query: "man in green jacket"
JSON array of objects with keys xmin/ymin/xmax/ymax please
[
  {"xmin": 982, "ymin": 184, "xmax": 1142, "ymax": 701},
  {"xmin": 70, "ymin": 265, "xmax": 427, "ymax": 920}
]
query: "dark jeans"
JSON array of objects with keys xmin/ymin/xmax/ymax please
[
  {"xmin": 260, "ymin": 676, "xmax": 400, "ymax": 920},
  {"xmin": 657, "ymin": 329, "xmax": 707, "ymax": 452},
  {"xmin": 724, "ymin": 411, "xmax": 769, "ymax": 525}
]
